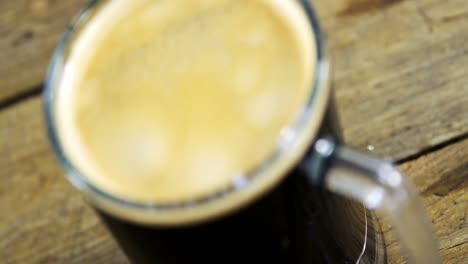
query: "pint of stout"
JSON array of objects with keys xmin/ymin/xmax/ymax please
[{"xmin": 45, "ymin": 0, "xmax": 440, "ymax": 263}]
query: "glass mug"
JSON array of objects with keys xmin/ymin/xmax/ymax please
[{"xmin": 44, "ymin": 0, "xmax": 440, "ymax": 263}]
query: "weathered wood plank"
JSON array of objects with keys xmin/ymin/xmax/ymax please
[
  {"xmin": 314, "ymin": 0, "xmax": 468, "ymax": 159},
  {"xmin": 382, "ymin": 138, "xmax": 468, "ymax": 263},
  {"xmin": 0, "ymin": 0, "xmax": 88, "ymax": 103}
]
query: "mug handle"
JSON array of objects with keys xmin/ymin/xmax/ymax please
[{"xmin": 301, "ymin": 138, "xmax": 441, "ymax": 263}]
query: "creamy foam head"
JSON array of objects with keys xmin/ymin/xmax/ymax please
[{"xmin": 56, "ymin": 0, "xmax": 316, "ymax": 204}]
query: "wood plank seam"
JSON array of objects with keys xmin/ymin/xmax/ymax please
[
  {"xmin": 0, "ymin": 85, "xmax": 42, "ymax": 111},
  {"xmin": 395, "ymin": 131, "xmax": 468, "ymax": 164}
]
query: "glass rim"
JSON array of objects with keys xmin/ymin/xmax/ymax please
[{"xmin": 44, "ymin": 0, "xmax": 330, "ymax": 222}]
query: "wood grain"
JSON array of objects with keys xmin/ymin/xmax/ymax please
[
  {"xmin": 382, "ymin": 138, "xmax": 468, "ymax": 264},
  {"xmin": 314, "ymin": 0, "xmax": 468, "ymax": 160},
  {"xmin": 0, "ymin": 0, "xmax": 88, "ymax": 104}
]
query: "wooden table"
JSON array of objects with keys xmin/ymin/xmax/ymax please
[{"xmin": 0, "ymin": 0, "xmax": 466, "ymax": 263}]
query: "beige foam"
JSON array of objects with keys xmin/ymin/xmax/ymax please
[{"xmin": 55, "ymin": 0, "xmax": 319, "ymax": 206}]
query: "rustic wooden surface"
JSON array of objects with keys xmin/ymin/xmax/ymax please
[
  {"xmin": 0, "ymin": 0, "xmax": 88, "ymax": 104},
  {"xmin": 384, "ymin": 138, "xmax": 468, "ymax": 264},
  {"xmin": 0, "ymin": 0, "xmax": 466, "ymax": 263}
]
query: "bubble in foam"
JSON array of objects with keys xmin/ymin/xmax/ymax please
[
  {"xmin": 244, "ymin": 90, "xmax": 285, "ymax": 128},
  {"xmin": 245, "ymin": 19, "xmax": 272, "ymax": 47},
  {"xmin": 187, "ymin": 144, "xmax": 235, "ymax": 190},
  {"xmin": 279, "ymin": 127, "xmax": 296, "ymax": 149},
  {"xmin": 112, "ymin": 128, "xmax": 169, "ymax": 178},
  {"xmin": 233, "ymin": 174, "xmax": 249, "ymax": 189},
  {"xmin": 232, "ymin": 63, "xmax": 260, "ymax": 92}
]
